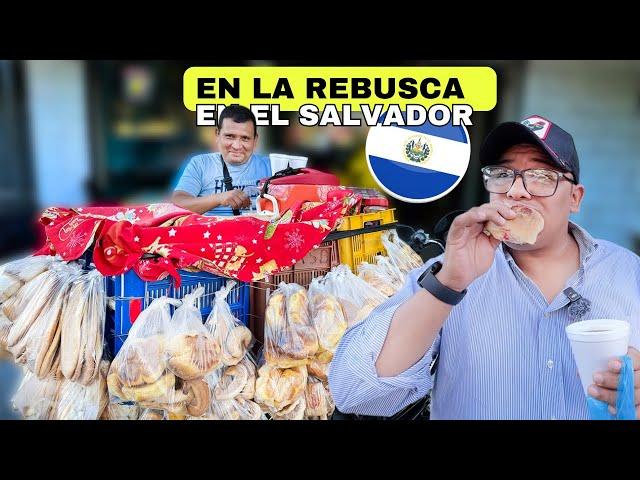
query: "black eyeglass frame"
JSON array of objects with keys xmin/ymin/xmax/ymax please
[{"xmin": 481, "ymin": 165, "xmax": 578, "ymax": 197}]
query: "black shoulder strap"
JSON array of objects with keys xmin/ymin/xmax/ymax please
[
  {"xmin": 259, "ymin": 166, "xmax": 302, "ymax": 196},
  {"xmin": 220, "ymin": 158, "xmax": 240, "ymax": 216}
]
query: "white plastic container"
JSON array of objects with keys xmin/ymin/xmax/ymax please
[{"xmin": 269, "ymin": 153, "xmax": 308, "ymax": 174}]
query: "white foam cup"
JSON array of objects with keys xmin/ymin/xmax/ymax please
[{"xmin": 565, "ymin": 319, "xmax": 631, "ymax": 394}]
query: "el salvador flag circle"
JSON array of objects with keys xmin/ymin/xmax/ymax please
[{"xmin": 366, "ymin": 113, "xmax": 470, "ymax": 203}]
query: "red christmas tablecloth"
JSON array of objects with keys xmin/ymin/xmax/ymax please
[{"xmin": 35, "ymin": 198, "xmax": 357, "ymax": 285}]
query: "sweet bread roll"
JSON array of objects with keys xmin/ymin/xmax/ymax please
[
  {"xmin": 213, "ymin": 363, "xmax": 249, "ymax": 400},
  {"xmin": 311, "ymin": 293, "xmax": 347, "ymax": 352},
  {"xmin": 271, "ymin": 396, "xmax": 306, "ymax": 420},
  {"xmin": 107, "ymin": 371, "xmax": 125, "ymax": 399},
  {"xmin": 167, "ymin": 332, "xmax": 222, "ymax": 380},
  {"xmin": 113, "ymin": 335, "xmax": 166, "ymax": 387},
  {"xmin": 239, "ymin": 357, "xmax": 256, "ymax": 400},
  {"xmin": 0, "ymin": 272, "xmax": 21, "ymax": 303},
  {"xmin": 185, "ymin": 378, "xmax": 211, "ymax": 417},
  {"xmin": 304, "ymin": 380, "xmax": 333, "ymax": 418},
  {"xmin": 254, "ymin": 364, "xmax": 307, "ymax": 412},
  {"xmin": 287, "ymin": 289, "xmax": 310, "ymax": 326},
  {"xmin": 265, "ymin": 292, "xmax": 286, "ymax": 332},
  {"xmin": 222, "ymin": 325, "xmax": 252, "ymax": 366},
  {"xmin": 308, "ymin": 358, "xmax": 329, "ymax": 382},
  {"xmin": 167, "ymin": 412, "xmax": 188, "ymax": 420},
  {"xmin": 120, "ymin": 372, "xmax": 176, "ymax": 403},
  {"xmin": 236, "ymin": 398, "xmax": 263, "ymax": 420},
  {"xmin": 483, "ymin": 202, "xmax": 544, "ymax": 245},
  {"xmin": 359, "ymin": 268, "xmax": 396, "ymax": 297}
]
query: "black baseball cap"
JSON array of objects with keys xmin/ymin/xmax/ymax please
[{"xmin": 479, "ymin": 115, "xmax": 580, "ymax": 182}]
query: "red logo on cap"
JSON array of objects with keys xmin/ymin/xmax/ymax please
[{"xmin": 522, "ymin": 116, "xmax": 551, "ymax": 140}]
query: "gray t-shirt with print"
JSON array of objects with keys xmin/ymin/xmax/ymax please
[{"xmin": 174, "ymin": 152, "xmax": 271, "ymax": 216}]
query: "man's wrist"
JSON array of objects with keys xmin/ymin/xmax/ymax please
[{"xmin": 435, "ymin": 269, "xmax": 468, "ymax": 293}]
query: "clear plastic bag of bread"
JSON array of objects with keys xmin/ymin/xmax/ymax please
[
  {"xmin": 166, "ymin": 286, "xmax": 222, "ymax": 381},
  {"xmin": 374, "ymin": 255, "xmax": 406, "ymax": 288},
  {"xmin": 321, "ymin": 264, "xmax": 387, "ymax": 327},
  {"xmin": 50, "ymin": 359, "xmax": 110, "ymax": 420},
  {"xmin": 264, "ymin": 283, "xmax": 319, "ymax": 368},
  {"xmin": 208, "ymin": 359, "xmax": 264, "ymax": 420},
  {"xmin": 107, "ymin": 295, "xmax": 180, "ymax": 404},
  {"xmin": 381, "ymin": 229, "xmax": 424, "ymax": 275},
  {"xmin": 211, "ymin": 354, "xmax": 257, "ymax": 402},
  {"xmin": 54, "ymin": 269, "xmax": 107, "ymax": 385},
  {"xmin": 307, "ymin": 277, "xmax": 347, "ymax": 363},
  {"xmin": 204, "ymin": 281, "xmax": 253, "ymax": 367},
  {"xmin": 357, "ymin": 261, "xmax": 398, "ymax": 297},
  {"xmin": 254, "ymin": 360, "xmax": 308, "ymax": 416},
  {"xmin": 304, "ymin": 377, "xmax": 335, "ymax": 420},
  {"xmin": 7, "ymin": 261, "xmax": 82, "ymax": 375},
  {"xmin": 0, "ymin": 254, "xmax": 59, "ymax": 303},
  {"xmin": 12, "ymin": 369, "xmax": 60, "ymax": 420}
]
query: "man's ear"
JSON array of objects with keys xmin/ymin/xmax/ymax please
[{"xmin": 570, "ymin": 183, "xmax": 585, "ymax": 213}]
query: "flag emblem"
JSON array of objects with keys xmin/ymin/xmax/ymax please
[{"xmin": 403, "ymin": 135, "xmax": 432, "ymax": 164}]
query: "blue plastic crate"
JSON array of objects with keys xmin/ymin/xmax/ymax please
[{"xmin": 105, "ymin": 269, "xmax": 249, "ymax": 357}]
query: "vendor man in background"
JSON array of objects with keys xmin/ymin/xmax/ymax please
[{"xmin": 172, "ymin": 104, "xmax": 271, "ymax": 216}]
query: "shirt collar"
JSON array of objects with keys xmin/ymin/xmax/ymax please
[{"xmin": 500, "ymin": 221, "xmax": 599, "ymax": 267}]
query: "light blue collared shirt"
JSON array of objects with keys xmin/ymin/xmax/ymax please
[{"xmin": 328, "ymin": 223, "xmax": 640, "ymax": 419}]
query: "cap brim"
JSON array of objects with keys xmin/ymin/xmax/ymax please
[{"xmin": 479, "ymin": 122, "xmax": 562, "ymax": 169}]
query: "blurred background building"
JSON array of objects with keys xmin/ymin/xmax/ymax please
[
  {"xmin": 1, "ymin": 60, "xmax": 640, "ymax": 417},
  {"xmin": 2, "ymin": 60, "xmax": 639, "ymax": 259}
]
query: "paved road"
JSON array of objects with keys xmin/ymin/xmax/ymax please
[{"xmin": 0, "ymin": 359, "xmax": 22, "ymax": 419}]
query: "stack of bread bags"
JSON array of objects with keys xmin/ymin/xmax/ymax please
[
  {"xmin": 107, "ymin": 296, "xmax": 181, "ymax": 415},
  {"xmin": 1, "ymin": 255, "xmax": 59, "ymax": 358},
  {"xmin": 163, "ymin": 287, "xmax": 223, "ymax": 419},
  {"xmin": 302, "ymin": 277, "xmax": 348, "ymax": 419},
  {"xmin": 108, "ymin": 291, "xmax": 221, "ymax": 420},
  {"xmin": 255, "ymin": 283, "xmax": 318, "ymax": 420},
  {"xmin": 4, "ymin": 256, "xmax": 111, "ymax": 419},
  {"xmin": 202, "ymin": 281, "xmax": 263, "ymax": 420}
]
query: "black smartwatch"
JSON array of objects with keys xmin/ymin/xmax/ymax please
[{"xmin": 417, "ymin": 261, "xmax": 467, "ymax": 306}]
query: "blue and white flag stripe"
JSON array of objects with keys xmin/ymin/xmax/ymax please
[
  {"xmin": 366, "ymin": 122, "xmax": 470, "ymax": 202},
  {"xmin": 381, "ymin": 116, "xmax": 468, "ymax": 143},
  {"xmin": 366, "ymin": 126, "xmax": 469, "ymax": 176}
]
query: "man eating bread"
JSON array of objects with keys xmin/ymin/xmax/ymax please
[{"xmin": 329, "ymin": 115, "xmax": 640, "ymax": 420}]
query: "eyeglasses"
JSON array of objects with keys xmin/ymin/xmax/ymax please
[{"xmin": 481, "ymin": 166, "xmax": 577, "ymax": 197}]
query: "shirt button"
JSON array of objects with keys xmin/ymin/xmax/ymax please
[
  {"xmin": 547, "ymin": 359, "xmax": 554, "ymax": 369},
  {"xmin": 544, "ymin": 312, "xmax": 550, "ymax": 318}
]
